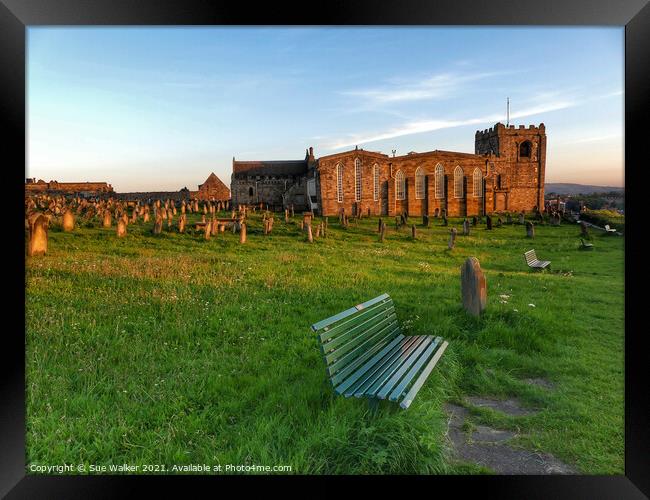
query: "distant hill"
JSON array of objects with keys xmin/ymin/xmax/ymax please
[{"xmin": 545, "ymin": 183, "xmax": 624, "ymax": 195}]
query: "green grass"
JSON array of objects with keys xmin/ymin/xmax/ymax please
[{"xmin": 25, "ymin": 212, "xmax": 624, "ymax": 474}]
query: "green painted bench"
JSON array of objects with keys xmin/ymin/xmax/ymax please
[{"xmin": 311, "ymin": 293, "xmax": 448, "ymax": 410}]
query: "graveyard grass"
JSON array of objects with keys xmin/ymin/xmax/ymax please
[{"xmin": 25, "ymin": 212, "xmax": 624, "ymax": 474}]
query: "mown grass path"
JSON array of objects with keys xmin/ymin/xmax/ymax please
[{"xmin": 25, "ymin": 212, "xmax": 624, "ymax": 474}]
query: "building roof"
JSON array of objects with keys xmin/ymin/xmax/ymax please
[
  {"xmin": 394, "ymin": 149, "xmax": 485, "ymax": 160},
  {"xmin": 199, "ymin": 172, "xmax": 230, "ymax": 192},
  {"xmin": 232, "ymin": 160, "xmax": 308, "ymax": 176},
  {"xmin": 317, "ymin": 148, "xmax": 389, "ymax": 161}
]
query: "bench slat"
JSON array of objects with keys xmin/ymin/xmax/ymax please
[
  {"xmin": 348, "ymin": 336, "xmax": 427, "ymax": 397},
  {"xmin": 399, "ymin": 341, "xmax": 449, "ymax": 409},
  {"xmin": 321, "ymin": 307, "xmax": 396, "ymax": 354},
  {"xmin": 311, "ymin": 293, "xmax": 390, "ymax": 332},
  {"xmin": 317, "ymin": 300, "xmax": 394, "ymax": 342},
  {"xmin": 388, "ymin": 337, "xmax": 441, "ymax": 402},
  {"xmin": 340, "ymin": 336, "xmax": 421, "ymax": 397},
  {"xmin": 330, "ymin": 333, "xmax": 404, "ymax": 387},
  {"xmin": 380, "ymin": 336, "xmax": 441, "ymax": 400},
  {"xmin": 369, "ymin": 336, "xmax": 437, "ymax": 399},
  {"xmin": 326, "ymin": 320, "xmax": 400, "ymax": 374}
]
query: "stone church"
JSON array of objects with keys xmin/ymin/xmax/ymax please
[{"xmin": 230, "ymin": 122, "xmax": 546, "ymax": 217}]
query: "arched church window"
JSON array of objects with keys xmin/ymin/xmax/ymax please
[
  {"xmin": 373, "ymin": 164, "xmax": 380, "ymax": 201},
  {"xmin": 415, "ymin": 167, "xmax": 425, "ymax": 199},
  {"xmin": 473, "ymin": 168, "xmax": 483, "ymax": 198},
  {"xmin": 395, "ymin": 170, "xmax": 405, "ymax": 200},
  {"xmin": 336, "ymin": 163, "xmax": 344, "ymax": 203},
  {"xmin": 454, "ymin": 166, "xmax": 464, "ymax": 198},
  {"xmin": 434, "ymin": 164, "xmax": 444, "ymax": 199},
  {"xmin": 354, "ymin": 158, "xmax": 362, "ymax": 202},
  {"xmin": 519, "ymin": 141, "xmax": 532, "ymax": 158}
]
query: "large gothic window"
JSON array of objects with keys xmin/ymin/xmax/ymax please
[
  {"xmin": 454, "ymin": 166, "xmax": 464, "ymax": 198},
  {"xmin": 415, "ymin": 167, "xmax": 425, "ymax": 199},
  {"xmin": 434, "ymin": 164, "xmax": 444, "ymax": 199},
  {"xmin": 395, "ymin": 170, "xmax": 405, "ymax": 200},
  {"xmin": 354, "ymin": 158, "xmax": 362, "ymax": 202},
  {"xmin": 473, "ymin": 168, "xmax": 483, "ymax": 198},
  {"xmin": 373, "ymin": 164, "xmax": 380, "ymax": 201},
  {"xmin": 519, "ymin": 141, "xmax": 532, "ymax": 158},
  {"xmin": 336, "ymin": 163, "xmax": 344, "ymax": 203}
]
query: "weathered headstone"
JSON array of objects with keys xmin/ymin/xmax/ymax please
[
  {"xmin": 178, "ymin": 214, "xmax": 186, "ymax": 233},
  {"xmin": 117, "ymin": 218, "xmax": 127, "ymax": 238},
  {"xmin": 103, "ymin": 210, "xmax": 112, "ymax": 228},
  {"xmin": 27, "ymin": 213, "xmax": 49, "ymax": 256},
  {"xmin": 486, "ymin": 215, "xmax": 492, "ymax": 230},
  {"xmin": 204, "ymin": 221, "xmax": 211, "ymax": 240},
  {"xmin": 518, "ymin": 212, "xmax": 525, "ymax": 225},
  {"xmin": 526, "ymin": 221, "xmax": 535, "ymax": 238},
  {"xmin": 442, "ymin": 215, "xmax": 448, "ymax": 226},
  {"xmin": 462, "ymin": 219, "xmax": 470, "ymax": 236},
  {"xmin": 412, "ymin": 224, "xmax": 417, "ymax": 240},
  {"xmin": 448, "ymin": 228, "xmax": 457, "ymax": 249},
  {"xmin": 496, "ymin": 217, "xmax": 503, "ymax": 227},
  {"xmin": 239, "ymin": 222, "xmax": 246, "ymax": 243},
  {"xmin": 472, "ymin": 216, "xmax": 478, "ymax": 226},
  {"xmin": 506, "ymin": 213, "xmax": 513, "ymax": 225},
  {"xmin": 379, "ymin": 221, "xmax": 386, "ymax": 242},
  {"xmin": 62, "ymin": 210, "xmax": 75, "ymax": 232},
  {"xmin": 580, "ymin": 221, "xmax": 590, "ymax": 239},
  {"xmin": 378, "ymin": 218, "xmax": 383, "ymax": 233},
  {"xmin": 307, "ymin": 224, "xmax": 313, "ymax": 243},
  {"xmin": 461, "ymin": 257, "xmax": 487, "ymax": 316},
  {"xmin": 153, "ymin": 213, "xmax": 163, "ymax": 234}
]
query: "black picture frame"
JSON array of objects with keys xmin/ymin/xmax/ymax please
[{"xmin": 2, "ymin": 0, "xmax": 647, "ymax": 497}]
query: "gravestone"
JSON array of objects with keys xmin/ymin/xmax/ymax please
[
  {"xmin": 472, "ymin": 216, "xmax": 478, "ymax": 226},
  {"xmin": 379, "ymin": 221, "xmax": 386, "ymax": 242},
  {"xmin": 423, "ymin": 215, "xmax": 430, "ymax": 228},
  {"xmin": 462, "ymin": 219, "xmax": 470, "ymax": 236},
  {"xmin": 307, "ymin": 224, "xmax": 313, "ymax": 243},
  {"xmin": 526, "ymin": 221, "xmax": 535, "ymax": 238},
  {"xmin": 238, "ymin": 223, "xmax": 246, "ymax": 243},
  {"xmin": 315, "ymin": 224, "xmax": 321, "ymax": 238},
  {"xmin": 153, "ymin": 214, "xmax": 163, "ymax": 234},
  {"xmin": 580, "ymin": 221, "xmax": 590, "ymax": 239},
  {"xmin": 448, "ymin": 228, "xmax": 457, "ymax": 249},
  {"xmin": 412, "ymin": 224, "xmax": 417, "ymax": 240},
  {"xmin": 178, "ymin": 214, "xmax": 186, "ymax": 233},
  {"xmin": 434, "ymin": 208, "xmax": 440, "ymax": 218},
  {"xmin": 204, "ymin": 221, "xmax": 211, "ymax": 240},
  {"xmin": 285, "ymin": 209, "xmax": 289, "ymax": 223},
  {"xmin": 506, "ymin": 213, "xmax": 513, "ymax": 225},
  {"xmin": 378, "ymin": 218, "xmax": 383, "ymax": 233},
  {"xmin": 103, "ymin": 210, "xmax": 112, "ymax": 228},
  {"xmin": 117, "ymin": 218, "xmax": 127, "ymax": 238},
  {"xmin": 518, "ymin": 212, "xmax": 525, "ymax": 225},
  {"xmin": 442, "ymin": 215, "xmax": 448, "ymax": 226},
  {"xmin": 461, "ymin": 257, "xmax": 487, "ymax": 316},
  {"xmin": 486, "ymin": 215, "xmax": 492, "ymax": 230},
  {"xmin": 496, "ymin": 217, "xmax": 503, "ymax": 227},
  {"xmin": 62, "ymin": 210, "xmax": 75, "ymax": 232},
  {"xmin": 27, "ymin": 213, "xmax": 49, "ymax": 256}
]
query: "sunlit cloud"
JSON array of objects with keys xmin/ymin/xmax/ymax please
[
  {"xmin": 340, "ymin": 70, "xmax": 517, "ymax": 104},
  {"xmin": 324, "ymin": 100, "xmax": 576, "ymax": 150}
]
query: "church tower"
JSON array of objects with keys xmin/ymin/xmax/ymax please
[{"xmin": 475, "ymin": 122, "xmax": 546, "ymax": 211}]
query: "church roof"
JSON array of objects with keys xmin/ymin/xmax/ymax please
[{"xmin": 233, "ymin": 160, "xmax": 308, "ymax": 176}]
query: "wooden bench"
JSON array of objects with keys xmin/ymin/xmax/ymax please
[
  {"xmin": 580, "ymin": 238, "xmax": 594, "ymax": 250},
  {"xmin": 604, "ymin": 224, "xmax": 617, "ymax": 233},
  {"xmin": 524, "ymin": 249, "xmax": 551, "ymax": 270},
  {"xmin": 311, "ymin": 294, "xmax": 448, "ymax": 410}
]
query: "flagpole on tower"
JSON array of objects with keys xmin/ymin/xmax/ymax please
[{"xmin": 506, "ymin": 97, "xmax": 510, "ymax": 127}]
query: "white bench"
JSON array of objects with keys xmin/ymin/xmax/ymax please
[
  {"xmin": 604, "ymin": 224, "xmax": 617, "ymax": 233},
  {"xmin": 524, "ymin": 249, "xmax": 551, "ymax": 270}
]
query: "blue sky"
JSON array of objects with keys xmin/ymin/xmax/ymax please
[{"xmin": 27, "ymin": 27, "xmax": 624, "ymax": 192}]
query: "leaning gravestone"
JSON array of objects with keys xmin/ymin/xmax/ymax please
[
  {"xmin": 62, "ymin": 209, "xmax": 75, "ymax": 232},
  {"xmin": 526, "ymin": 221, "xmax": 535, "ymax": 238},
  {"xmin": 486, "ymin": 215, "xmax": 492, "ymax": 230},
  {"xmin": 462, "ymin": 219, "xmax": 470, "ymax": 236},
  {"xmin": 27, "ymin": 213, "xmax": 49, "ymax": 256},
  {"xmin": 448, "ymin": 227, "xmax": 457, "ymax": 249},
  {"xmin": 153, "ymin": 214, "xmax": 163, "ymax": 234},
  {"xmin": 461, "ymin": 257, "xmax": 487, "ymax": 316}
]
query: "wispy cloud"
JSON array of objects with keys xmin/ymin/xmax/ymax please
[
  {"xmin": 340, "ymin": 70, "xmax": 515, "ymax": 104},
  {"xmin": 323, "ymin": 99, "xmax": 576, "ymax": 150}
]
